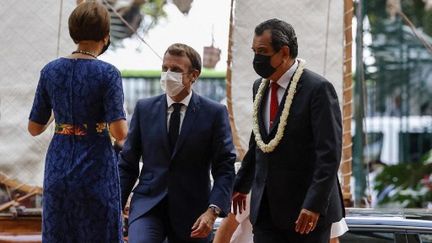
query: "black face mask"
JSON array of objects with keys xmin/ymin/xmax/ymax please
[
  {"xmin": 99, "ymin": 38, "xmax": 111, "ymax": 56},
  {"xmin": 253, "ymin": 52, "xmax": 281, "ymax": 78}
]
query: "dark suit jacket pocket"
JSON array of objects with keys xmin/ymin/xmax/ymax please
[{"xmin": 133, "ymin": 184, "xmax": 151, "ymax": 195}]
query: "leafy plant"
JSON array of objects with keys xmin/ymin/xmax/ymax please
[
  {"xmin": 374, "ymin": 149, "xmax": 432, "ymax": 207},
  {"xmin": 141, "ymin": 0, "xmax": 168, "ymax": 32}
]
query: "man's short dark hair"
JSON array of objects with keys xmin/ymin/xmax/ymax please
[
  {"xmin": 165, "ymin": 43, "xmax": 202, "ymax": 74},
  {"xmin": 255, "ymin": 18, "xmax": 298, "ymax": 58},
  {"xmin": 68, "ymin": 1, "xmax": 110, "ymax": 44}
]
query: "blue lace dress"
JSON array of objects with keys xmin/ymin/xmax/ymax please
[{"xmin": 29, "ymin": 58, "xmax": 125, "ymax": 243}]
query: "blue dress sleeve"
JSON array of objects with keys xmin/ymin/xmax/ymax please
[
  {"xmin": 104, "ymin": 67, "xmax": 126, "ymax": 123},
  {"xmin": 29, "ymin": 70, "xmax": 52, "ymax": 124}
]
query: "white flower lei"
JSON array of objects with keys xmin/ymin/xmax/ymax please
[{"xmin": 252, "ymin": 59, "xmax": 306, "ymax": 153}]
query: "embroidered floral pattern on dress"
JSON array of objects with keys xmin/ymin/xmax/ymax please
[{"xmin": 55, "ymin": 123, "xmax": 107, "ymax": 135}]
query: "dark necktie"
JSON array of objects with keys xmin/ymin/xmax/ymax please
[
  {"xmin": 169, "ymin": 103, "xmax": 182, "ymax": 151},
  {"xmin": 269, "ymin": 82, "xmax": 279, "ymax": 128}
]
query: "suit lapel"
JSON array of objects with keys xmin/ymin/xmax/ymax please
[
  {"xmin": 171, "ymin": 92, "xmax": 200, "ymax": 159},
  {"xmin": 258, "ymin": 82, "xmax": 270, "ymax": 141},
  {"xmin": 156, "ymin": 95, "xmax": 170, "ymax": 155}
]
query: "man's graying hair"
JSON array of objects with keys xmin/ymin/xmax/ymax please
[
  {"xmin": 255, "ymin": 18, "xmax": 298, "ymax": 58},
  {"xmin": 165, "ymin": 43, "xmax": 202, "ymax": 73}
]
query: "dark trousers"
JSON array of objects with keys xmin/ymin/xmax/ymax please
[
  {"xmin": 128, "ymin": 197, "xmax": 209, "ymax": 243},
  {"xmin": 253, "ymin": 191, "xmax": 331, "ymax": 243}
]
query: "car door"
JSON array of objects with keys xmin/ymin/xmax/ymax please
[
  {"xmin": 406, "ymin": 232, "xmax": 432, "ymax": 243},
  {"xmin": 340, "ymin": 227, "xmax": 409, "ymax": 243}
]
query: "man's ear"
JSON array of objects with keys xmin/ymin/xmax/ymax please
[
  {"xmin": 103, "ymin": 35, "xmax": 110, "ymax": 45},
  {"xmin": 282, "ymin": 46, "xmax": 290, "ymax": 59},
  {"xmin": 191, "ymin": 69, "xmax": 200, "ymax": 82}
]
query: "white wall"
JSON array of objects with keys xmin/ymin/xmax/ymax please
[{"xmin": 0, "ymin": 1, "xmax": 75, "ymax": 186}]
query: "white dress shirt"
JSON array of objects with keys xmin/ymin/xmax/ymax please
[
  {"xmin": 166, "ymin": 91, "xmax": 192, "ymax": 134},
  {"xmin": 264, "ymin": 60, "xmax": 299, "ymax": 133}
]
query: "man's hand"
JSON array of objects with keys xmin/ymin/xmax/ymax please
[
  {"xmin": 190, "ymin": 209, "xmax": 217, "ymax": 238},
  {"xmin": 232, "ymin": 192, "xmax": 247, "ymax": 215},
  {"xmin": 295, "ymin": 208, "xmax": 320, "ymax": 234}
]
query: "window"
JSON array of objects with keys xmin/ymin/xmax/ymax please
[
  {"xmin": 340, "ymin": 231, "xmax": 395, "ymax": 243},
  {"xmin": 418, "ymin": 233, "xmax": 432, "ymax": 243}
]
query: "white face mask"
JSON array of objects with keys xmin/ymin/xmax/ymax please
[{"xmin": 160, "ymin": 71, "xmax": 185, "ymax": 97}]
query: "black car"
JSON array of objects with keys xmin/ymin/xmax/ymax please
[
  {"xmin": 340, "ymin": 208, "xmax": 432, "ymax": 242},
  {"xmin": 213, "ymin": 208, "xmax": 432, "ymax": 243}
]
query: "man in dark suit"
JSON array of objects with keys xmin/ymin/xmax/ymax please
[
  {"xmin": 119, "ymin": 43, "xmax": 236, "ymax": 243},
  {"xmin": 232, "ymin": 19, "xmax": 344, "ymax": 243}
]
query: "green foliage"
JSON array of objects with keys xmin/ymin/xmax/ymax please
[
  {"xmin": 141, "ymin": 0, "xmax": 167, "ymax": 28},
  {"xmin": 424, "ymin": 10, "xmax": 432, "ymax": 36},
  {"xmin": 361, "ymin": 0, "xmax": 432, "ymax": 115},
  {"xmin": 400, "ymin": 0, "xmax": 426, "ymax": 27},
  {"xmin": 365, "ymin": 0, "xmax": 432, "ymax": 36},
  {"xmin": 364, "ymin": 0, "xmax": 387, "ymax": 34},
  {"xmin": 374, "ymin": 149, "xmax": 432, "ymax": 207}
]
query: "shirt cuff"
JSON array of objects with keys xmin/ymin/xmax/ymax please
[
  {"xmin": 209, "ymin": 204, "xmax": 221, "ymax": 210},
  {"xmin": 208, "ymin": 204, "xmax": 222, "ymax": 216}
]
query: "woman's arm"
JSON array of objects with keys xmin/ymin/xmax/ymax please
[
  {"xmin": 28, "ymin": 112, "xmax": 54, "ymax": 136},
  {"xmin": 213, "ymin": 213, "xmax": 239, "ymax": 243}
]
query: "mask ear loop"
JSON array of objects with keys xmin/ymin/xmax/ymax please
[
  {"xmin": 187, "ymin": 70, "xmax": 198, "ymax": 84},
  {"xmin": 272, "ymin": 49, "xmax": 285, "ymax": 70},
  {"xmin": 275, "ymin": 45, "xmax": 292, "ymax": 69}
]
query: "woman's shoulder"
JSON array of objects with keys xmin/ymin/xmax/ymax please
[
  {"xmin": 40, "ymin": 58, "xmax": 121, "ymax": 81},
  {"xmin": 43, "ymin": 58, "xmax": 118, "ymax": 69},
  {"xmin": 38, "ymin": 58, "xmax": 73, "ymax": 78},
  {"xmin": 94, "ymin": 59, "xmax": 118, "ymax": 69},
  {"xmin": 98, "ymin": 60, "xmax": 120, "ymax": 73},
  {"xmin": 41, "ymin": 58, "xmax": 68, "ymax": 71},
  {"xmin": 91, "ymin": 59, "xmax": 121, "ymax": 76}
]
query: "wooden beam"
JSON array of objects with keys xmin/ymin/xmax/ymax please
[
  {"xmin": 225, "ymin": 0, "xmax": 246, "ymax": 160},
  {"xmin": 0, "ymin": 216, "xmax": 41, "ymax": 234},
  {"xmin": 0, "ymin": 172, "xmax": 42, "ymax": 195},
  {"xmin": 341, "ymin": 0, "xmax": 354, "ymax": 207},
  {"xmin": 0, "ymin": 192, "xmax": 39, "ymax": 212}
]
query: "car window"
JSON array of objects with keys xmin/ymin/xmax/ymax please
[
  {"xmin": 419, "ymin": 233, "xmax": 432, "ymax": 243},
  {"xmin": 340, "ymin": 231, "xmax": 395, "ymax": 243},
  {"xmin": 398, "ymin": 233, "xmax": 416, "ymax": 243}
]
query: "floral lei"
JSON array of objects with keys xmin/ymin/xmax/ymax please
[{"xmin": 252, "ymin": 59, "xmax": 306, "ymax": 153}]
